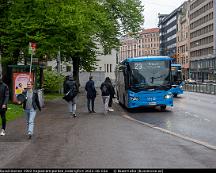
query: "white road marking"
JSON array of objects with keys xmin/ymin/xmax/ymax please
[
  {"xmin": 191, "ymin": 114, "xmax": 199, "ymax": 118},
  {"xmin": 204, "ymin": 118, "xmax": 210, "ymax": 122},
  {"xmin": 121, "ymin": 113, "xmax": 216, "ymax": 151}
]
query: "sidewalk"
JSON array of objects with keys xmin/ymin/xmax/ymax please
[{"xmin": 1, "ymin": 90, "xmax": 216, "ymax": 168}]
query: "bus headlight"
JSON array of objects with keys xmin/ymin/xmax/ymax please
[
  {"xmin": 164, "ymin": 94, "xmax": 172, "ymax": 99},
  {"xmin": 129, "ymin": 97, "xmax": 140, "ymax": 101}
]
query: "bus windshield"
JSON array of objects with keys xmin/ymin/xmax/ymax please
[
  {"xmin": 171, "ymin": 66, "xmax": 182, "ymax": 85},
  {"xmin": 129, "ymin": 60, "xmax": 171, "ymax": 90}
]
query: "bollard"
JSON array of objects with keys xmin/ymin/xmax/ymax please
[
  {"xmin": 37, "ymin": 89, "xmax": 45, "ymax": 108},
  {"xmin": 214, "ymin": 84, "xmax": 216, "ymax": 95},
  {"xmin": 210, "ymin": 84, "xmax": 214, "ymax": 94}
]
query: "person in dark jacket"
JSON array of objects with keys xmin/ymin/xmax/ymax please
[
  {"xmin": 85, "ymin": 76, "xmax": 96, "ymax": 113},
  {"xmin": 19, "ymin": 81, "xmax": 41, "ymax": 139},
  {"xmin": 63, "ymin": 75, "xmax": 78, "ymax": 117},
  {"xmin": 100, "ymin": 77, "xmax": 112, "ymax": 114},
  {"xmin": 106, "ymin": 77, "xmax": 115, "ymax": 112},
  {"xmin": 0, "ymin": 75, "xmax": 9, "ymax": 136}
]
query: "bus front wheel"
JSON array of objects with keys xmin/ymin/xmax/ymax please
[{"xmin": 160, "ymin": 105, "xmax": 166, "ymax": 111}]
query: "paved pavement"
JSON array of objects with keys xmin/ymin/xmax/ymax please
[{"xmin": 1, "ymin": 90, "xmax": 216, "ymax": 168}]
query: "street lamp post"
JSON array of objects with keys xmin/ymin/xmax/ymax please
[{"xmin": 0, "ymin": 50, "xmax": 2, "ymax": 76}]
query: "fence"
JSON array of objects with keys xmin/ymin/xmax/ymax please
[{"xmin": 183, "ymin": 83, "xmax": 216, "ymax": 95}]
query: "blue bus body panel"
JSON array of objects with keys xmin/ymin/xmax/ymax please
[
  {"xmin": 127, "ymin": 90, "xmax": 173, "ymax": 109},
  {"xmin": 170, "ymin": 86, "xmax": 184, "ymax": 95}
]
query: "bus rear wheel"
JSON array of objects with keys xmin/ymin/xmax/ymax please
[{"xmin": 160, "ymin": 105, "xmax": 166, "ymax": 111}]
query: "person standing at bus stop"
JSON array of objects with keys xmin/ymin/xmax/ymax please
[
  {"xmin": 100, "ymin": 77, "xmax": 112, "ymax": 114},
  {"xmin": 0, "ymin": 75, "xmax": 9, "ymax": 136},
  {"xmin": 106, "ymin": 77, "xmax": 115, "ymax": 112}
]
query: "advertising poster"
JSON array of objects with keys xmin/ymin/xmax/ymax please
[{"xmin": 13, "ymin": 72, "xmax": 34, "ymax": 103}]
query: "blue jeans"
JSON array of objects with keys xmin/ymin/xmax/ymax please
[
  {"xmin": 68, "ymin": 97, "xmax": 76, "ymax": 114},
  {"xmin": 25, "ymin": 109, "xmax": 36, "ymax": 135}
]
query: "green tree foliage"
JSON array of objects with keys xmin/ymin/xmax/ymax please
[
  {"xmin": 0, "ymin": 0, "xmax": 144, "ymax": 83},
  {"xmin": 43, "ymin": 70, "xmax": 64, "ymax": 93}
]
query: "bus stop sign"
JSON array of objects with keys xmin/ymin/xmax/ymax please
[{"xmin": 29, "ymin": 42, "xmax": 36, "ymax": 55}]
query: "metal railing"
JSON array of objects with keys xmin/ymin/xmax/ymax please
[{"xmin": 183, "ymin": 83, "xmax": 216, "ymax": 95}]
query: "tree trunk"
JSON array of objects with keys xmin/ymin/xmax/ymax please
[{"xmin": 72, "ymin": 56, "xmax": 80, "ymax": 89}]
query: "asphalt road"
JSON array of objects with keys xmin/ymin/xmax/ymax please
[
  {"xmin": 1, "ymin": 91, "xmax": 216, "ymax": 168},
  {"xmin": 125, "ymin": 91, "xmax": 216, "ymax": 148}
]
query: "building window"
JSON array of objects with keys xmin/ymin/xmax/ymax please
[
  {"xmin": 110, "ymin": 64, "xmax": 112, "ymax": 72},
  {"xmin": 107, "ymin": 64, "xmax": 109, "ymax": 73}
]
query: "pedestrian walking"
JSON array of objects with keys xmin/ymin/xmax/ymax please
[
  {"xmin": 106, "ymin": 77, "xmax": 115, "ymax": 112},
  {"xmin": 100, "ymin": 77, "xmax": 112, "ymax": 114},
  {"xmin": 0, "ymin": 75, "xmax": 9, "ymax": 136},
  {"xmin": 85, "ymin": 76, "xmax": 96, "ymax": 113},
  {"xmin": 18, "ymin": 81, "xmax": 41, "ymax": 139},
  {"xmin": 63, "ymin": 75, "xmax": 78, "ymax": 117}
]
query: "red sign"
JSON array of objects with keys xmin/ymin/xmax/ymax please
[{"xmin": 31, "ymin": 43, "xmax": 36, "ymax": 49}]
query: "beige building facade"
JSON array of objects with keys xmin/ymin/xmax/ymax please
[
  {"xmin": 119, "ymin": 28, "xmax": 160, "ymax": 62},
  {"xmin": 176, "ymin": 1, "xmax": 190, "ymax": 79}
]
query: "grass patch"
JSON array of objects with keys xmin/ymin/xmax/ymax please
[
  {"xmin": 0, "ymin": 104, "xmax": 24, "ymax": 126},
  {"xmin": 44, "ymin": 93, "xmax": 63, "ymax": 101}
]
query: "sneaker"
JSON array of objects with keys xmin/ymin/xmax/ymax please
[
  {"xmin": 88, "ymin": 110, "xmax": 92, "ymax": 113},
  {"xmin": 28, "ymin": 134, "xmax": 32, "ymax": 139},
  {"xmin": 0, "ymin": 129, "xmax": 5, "ymax": 136},
  {"xmin": 92, "ymin": 111, "xmax": 96, "ymax": 113},
  {"xmin": 108, "ymin": 108, "xmax": 114, "ymax": 112}
]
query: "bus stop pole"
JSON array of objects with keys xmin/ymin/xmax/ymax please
[{"xmin": 29, "ymin": 53, "xmax": 33, "ymax": 81}]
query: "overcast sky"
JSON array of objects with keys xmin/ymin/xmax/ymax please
[{"xmin": 141, "ymin": 0, "xmax": 186, "ymax": 28}]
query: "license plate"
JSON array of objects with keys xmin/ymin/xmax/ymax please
[{"xmin": 148, "ymin": 102, "xmax": 157, "ymax": 105}]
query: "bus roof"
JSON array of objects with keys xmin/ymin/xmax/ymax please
[
  {"xmin": 171, "ymin": 64, "xmax": 181, "ymax": 67},
  {"xmin": 123, "ymin": 56, "xmax": 173, "ymax": 63}
]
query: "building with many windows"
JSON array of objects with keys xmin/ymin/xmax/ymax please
[
  {"xmin": 189, "ymin": 0, "xmax": 216, "ymax": 81},
  {"xmin": 176, "ymin": 1, "xmax": 190, "ymax": 79},
  {"xmin": 158, "ymin": 4, "xmax": 184, "ymax": 59},
  {"xmin": 118, "ymin": 28, "xmax": 160, "ymax": 62}
]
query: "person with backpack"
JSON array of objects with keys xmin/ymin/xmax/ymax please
[
  {"xmin": 106, "ymin": 77, "xmax": 115, "ymax": 112},
  {"xmin": 100, "ymin": 77, "xmax": 112, "ymax": 114},
  {"xmin": 63, "ymin": 75, "xmax": 78, "ymax": 117},
  {"xmin": 0, "ymin": 75, "xmax": 9, "ymax": 136},
  {"xmin": 85, "ymin": 76, "xmax": 96, "ymax": 113}
]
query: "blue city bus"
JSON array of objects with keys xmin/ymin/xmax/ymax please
[
  {"xmin": 115, "ymin": 56, "xmax": 173, "ymax": 111},
  {"xmin": 170, "ymin": 64, "xmax": 184, "ymax": 97}
]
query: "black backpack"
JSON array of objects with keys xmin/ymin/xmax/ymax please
[
  {"xmin": 63, "ymin": 81, "xmax": 78, "ymax": 101},
  {"xmin": 101, "ymin": 83, "xmax": 109, "ymax": 95}
]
